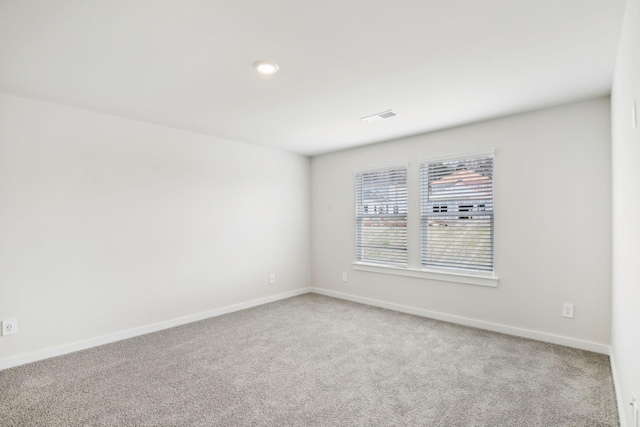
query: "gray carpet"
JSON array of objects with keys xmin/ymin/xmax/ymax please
[{"xmin": 0, "ymin": 294, "xmax": 618, "ymax": 426}]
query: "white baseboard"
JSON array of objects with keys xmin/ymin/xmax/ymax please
[
  {"xmin": 1, "ymin": 286, "xmax": 611, "ymax": 373},
  {"xmin": 610, "ymin": 349, "xmax": 628, "ymax": 427},
  {"xmin": 310, "ymin": 287, "xmax": 610, "ymax": 355},
  {"xmin": 0, "ymin": 287, "xmax": 311, "ymax": 371}
]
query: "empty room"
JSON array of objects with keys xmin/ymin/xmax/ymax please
[{"xmin": 1, "ymin": 0, "xmax": 638, "ymax": 426}]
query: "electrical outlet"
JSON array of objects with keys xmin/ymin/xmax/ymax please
[
  {"xmin": 269, "ymin": 273, "xmax": 275, "ymax": 284},
  {"xmin": 562, "ymin": 303, "xmax": 574, "ymax": 318},
  {"xmin": 342, "ymin": 272, "xmax": 348, "ymax": 282},
  {"xmin": 2, "ymin": 318, "xmax": 17, "ymax": 336}
]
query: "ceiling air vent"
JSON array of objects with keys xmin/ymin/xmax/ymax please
[{"xmin": 360, "ymin": 110, "xmax": 399, "ymax": 123}]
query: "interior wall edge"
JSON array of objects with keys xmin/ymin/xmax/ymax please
[{"xmin": 610, "ymin": 350, "xmax": 629, "ymax": 427}]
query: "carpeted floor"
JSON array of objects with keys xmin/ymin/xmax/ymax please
[{"xmin": 0, "ymin": 294, "xmax": 618, "ymax": 426}]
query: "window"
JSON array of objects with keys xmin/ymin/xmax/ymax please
[
  {"xmin": 421, "ymin": 155, "xmax": 494, "ymax": 273},
  {"xmin": 355, "ymin": 166, "xmax": 407, "ymax": 266}
]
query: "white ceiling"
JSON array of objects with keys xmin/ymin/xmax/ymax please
[{"xmin": 0, "ymin": 1, "xmax": 626, "ymax": 156}]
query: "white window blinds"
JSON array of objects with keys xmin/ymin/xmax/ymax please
[
  {"xmin": 421, "ymin": 155, "xmax": 494, "ymax": 272},
  {"xmin": 355, "ymin": 166, "xmax": 407, "ymax": 266}
]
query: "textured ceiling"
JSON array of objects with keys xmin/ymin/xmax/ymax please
[{"xmin": 0, "ymin": 0, "xmax": 626, "ymax": 155}]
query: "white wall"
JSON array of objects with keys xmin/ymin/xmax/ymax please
[
  {"xmin": 312, "ymin": 98, "xmax": 611, "ymax": 347},
  {"xmin": 0, "ymin": 93, "xmax": 310, "ymax": 363},
  {"xmin": 611, "ymin": 0, "xmax": 640, "ymax": 425}
]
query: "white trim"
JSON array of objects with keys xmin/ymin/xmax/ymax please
[
  {"xmin": 0, "ymin": 288, "xmax": 311, "ymax": 371},
  {"xmin": 1, "ymin": 286, "xmax": 611, "ymax": 376},
  {"xmin": 352, "ymin": 261, "xmax": 498, "ymax": 287},
  {"xmin": 418, "ymin": 149, "xmax": 495, "ymax": 164},
  {"xmin": 310, "ymin": 287, "xmax": 609, "ymax": 354},
  {"xmin": 610, "ymin": 349, "xmax": 628, "ymax": 427}
]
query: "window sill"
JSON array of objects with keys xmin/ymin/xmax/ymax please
[{"xmin": 351, "ymin": 262, "xmax": 498, "ymax": 288}]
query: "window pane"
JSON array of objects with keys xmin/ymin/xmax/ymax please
[
  {"xmin": 421, "ymin": 156, "xmax": 494, "ymax": 272},
  {"xmin": 356, "ymin": 167, "xmax": 407, "ymax": 266}
]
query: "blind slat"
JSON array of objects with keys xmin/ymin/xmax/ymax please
[
  {"xmin": 356, "ymin": 166, "xmax": 408, "ymax": 266},
  {"xmin": 420, "ymin": 156, "xmax": 494, "ymax": 272}
]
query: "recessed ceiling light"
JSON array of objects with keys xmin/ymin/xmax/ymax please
[
  {"xmin": 360, "ymin": 110, "xmax": 399, "ymax": 123},
  {"xmin": 254, "ymin": 60, "xmax": 279, "ymax": 75}
]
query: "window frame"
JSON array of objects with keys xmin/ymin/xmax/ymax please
[
  {"xmin": 420, "ymin": 152, "xmax": 495, "ymax": 274},
  {"xmin": 354, "ymin": 164, "xmax": 408, "ymax": 267},
  {"xmin": 351, "ymin": 153, "xmax": 497, "ymax": 287}
]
